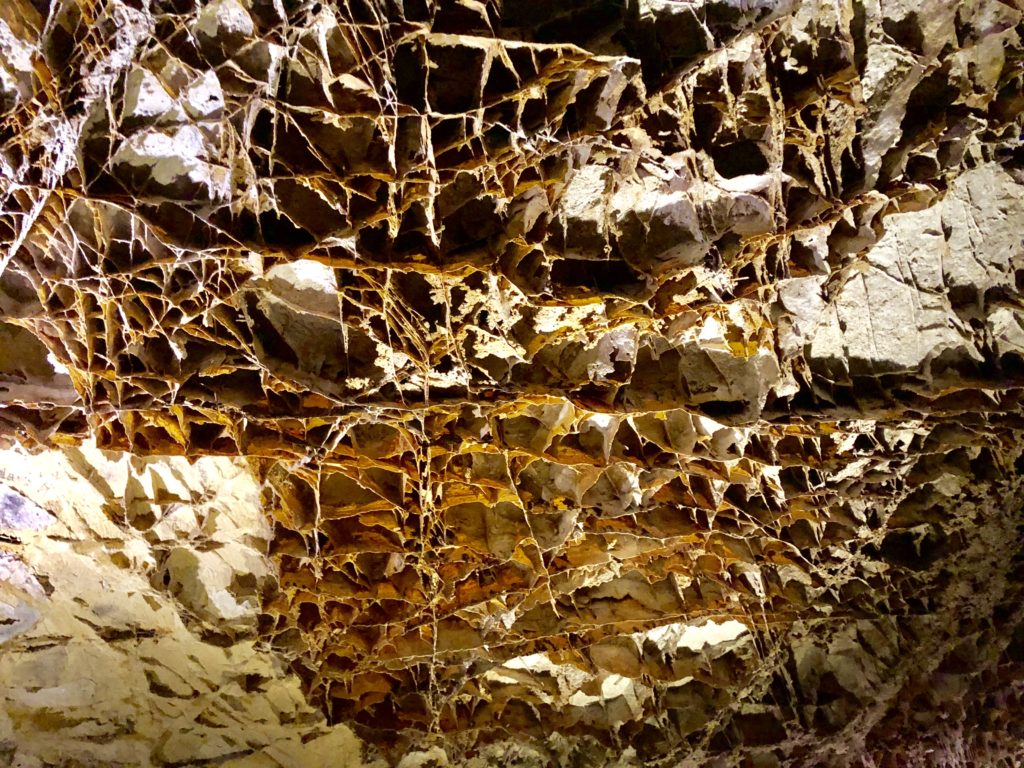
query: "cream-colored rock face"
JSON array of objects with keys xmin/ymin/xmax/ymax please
[
  {"xmin": 0, "ymin": 444, "xmax": 378, "ymax": 768},
  {"xmin": 807, "ymin": 163, "xmax": 1024, "ymax": 378}
]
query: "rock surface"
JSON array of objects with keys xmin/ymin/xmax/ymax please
[{"xmin": 1, "ymin": 0, "xmax": 1023, "ymax": 766}]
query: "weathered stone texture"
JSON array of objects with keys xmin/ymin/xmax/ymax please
[{"xmin": 1, "ymin": 0, "xmax": 1023, "ymax": 765}]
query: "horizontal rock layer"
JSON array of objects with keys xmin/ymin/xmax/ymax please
[{"xmin": 1, "ymin": 0, "xmax": 1023, "ymax": 766}]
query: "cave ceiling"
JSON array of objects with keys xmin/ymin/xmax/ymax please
[{"xmin": 1, "ymin": 0, "xmax": 1024, "ymax": 766}]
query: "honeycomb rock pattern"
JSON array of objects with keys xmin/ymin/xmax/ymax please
[{"xmin": 1, "ymin": 0, "xmax": 1024, "ymax": 765}]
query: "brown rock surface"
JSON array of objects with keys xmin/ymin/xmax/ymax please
[{"xmin": 1, "ymin": 0, "xmax": 1023, "ymax": 765}]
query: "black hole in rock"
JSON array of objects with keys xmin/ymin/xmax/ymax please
[
  {"xmin": 697, "ymin": 400, "xmax": 748, "ymax": 419},
  {"xmin": 394, "ymin": 43, "xmax": 426, "ymax": 110},
  {"xmin": 189, "ymin": 422, "xmax": 226, "ymax": 449},
  {"xmin": 901, "ymin": 68, "xmax": 959, "ymax": 142},
  {"xmin": 691, "ymin": 103, "xmax": 722, "ymax": 151},
  {"xmin": 484, "ymin": 124, "xmax": 512, "ymax": 153},
  {"xmin": 483, "ymin": 56, "xmax": 519, "ymax": 102},
  {"xmin": 840, "ymin": 139, "xmax": 863, "ymax": 192},
  {"xmin": 906, "ymin": 153, "xmax": 939, "ymax": 182},
  {"xmin": 710, "ymin": 140, "xmax": 768, "ymax": 178},
  {"xmin": 428, "ymin": 45, "xmax": 486, "ymax": 113},
  {"xmin": 521, "ymin": 98, "xmax": 548, "ymax": 131},
  {"xmin": 297, "ymin": 602, "xmax": 320, "ymax": 632},
  {"xmin": 257, "ymin": 211, "xmax": 316, "ymax": 249},
  {"xmin": 549, "ymin": 258, "xmax": 644, "ymax": 295},
  {"xmin": 882, "ymin": 13, "xmax": 925, "ymax": 56},
  {"xmin": 799, "ymin": 104, "xmax": 819, "ymax": 130}
]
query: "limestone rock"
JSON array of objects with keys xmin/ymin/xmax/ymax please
[{"xmin": 1, "ymin": 0, "xmax": 1023, "ymax": 766}]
